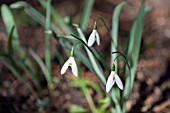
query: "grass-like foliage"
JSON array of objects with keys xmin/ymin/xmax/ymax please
[{"xmin": 0, "ymin": 0, "xmax": 146, "ymax": 112}]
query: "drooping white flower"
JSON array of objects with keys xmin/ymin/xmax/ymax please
[
  {"xmin": 88, "ymin": 22, "xmax": 100, "ymax": 46},
  {"xmin": 60, "ymin": 48, "xmax": 78, "ymax": 77},
  {"xmin": 106, "ymin": 71, "xmax": 123, "ymax": 93},
  {"xmin": 106, "ymin": 64, "xmax": 123, "ymax": 93}
]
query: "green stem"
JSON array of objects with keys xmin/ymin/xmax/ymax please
[
  {"xmin": 45, "ymin": 0, "xmax": 52, "ymax": 72},
  {"xmin": 81, "ymin": 86, "xmax": 98, "ymax": 113}
]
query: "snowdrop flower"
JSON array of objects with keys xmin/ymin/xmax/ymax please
[
  {"xmin": 106, "ymin": 64, "xmax": 123, "ymax": 93},
  {"xmin": 87, "ymin": 22, "xmax": 100, "ymax": 46},
  {"xmin": 61, "ymin": 48, "xmax": 78, "ymax": 77}
]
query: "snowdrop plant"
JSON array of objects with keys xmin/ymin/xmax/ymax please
[
  {"xmin": 0, "ymin": 0, "xmax": 146, "ymax": 111},
  {"xmin": 87, "ymin": 22, "xmax": 100, "ymax": 46},
  {"xmin": 106, "ymin": 64, "xmax": 123, "ymax": 93},
  {"xmin": 61, "ymin": 47, "xmax": 78, "ymax": 77},
  {"xmin": 9, "ymin": 0, "xmax": 145, "ymax": 112},
  {"xmin": 57, "ymin": 0, "xmax": 145, "ymax": 111},
  {"xmin": 69, "ymin": 0, "xmax": 146, "ymax": 111}
]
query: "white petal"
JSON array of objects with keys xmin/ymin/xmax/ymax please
[
  {"xmin": 70, "ymin": 57, "xmax": 78, "ymax": 77},
  {"xmin": 88, "ymin": 30, "xmax": 96, "ymax": 46},
  {"xmin": 115, "ymin": 73, "xmax": 123, "ymax": 90},
  {"xmin": 61, "ymin": 57, "xmax": 71, "ymax": 75},
  {"xmin": 95, "ymin": 31, "xmax": 100, "ymax": 46},
  {"xmin": 106, "ymin": 71, "xmax": 115, "ymax": 93}
]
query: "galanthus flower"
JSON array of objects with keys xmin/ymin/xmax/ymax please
[
  {"xmin": 106, "ymin": 64, "xmax": 123, "ymax": 93},
  {"xmin": 87, "ymin": 22, "xmax": 100, "ymax": 46},
  {"xmin": 61, "ymin": 48, "xmax": 78, "ymax": 77}
]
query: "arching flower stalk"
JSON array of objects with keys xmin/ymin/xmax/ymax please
[
  {"xmin": 60, "ymin": 47, "xmax": 78, "ymax": 77},
  {"xmin": 88, "ymin": 22, "xmax": 100, "ymax": 46},
  {"xmin": 106, "ymin": 64, "xmax": 123, "ymax": 93}
]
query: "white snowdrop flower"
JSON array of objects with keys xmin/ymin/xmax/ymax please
[
  {"xmin": 106, "ymin": 64, "xmax": 123, "ymax": 93},
  {"xmin": 88, "ymin": 22, "xmax": 100, "ymax": 46},
  {"xmin": 60, "ymin": 48, "xmax": 78, "ymax": 77}
]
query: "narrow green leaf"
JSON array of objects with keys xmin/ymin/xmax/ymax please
[
  {"xmin": 13, "ymin": 56, "xmax": 41, "ymax": 89},
  {"xmin": 10, "ymin": 2, "xmax": 46, "ymax": 27},
  {"xmin": 1, "ymin": 3, "xmax": 24, "ymax": 59},
  {"xmin": 38, "ymin": 0, "xmax": 73, "ymax": 34},
  {"xmin": 80, "ymin": 0, "xmax": 94, "ymax": 32},
  {"xmin": 0, "ymin": 57, "xmax": 23, "ymax": 83},
  {"xmin": 7, "ymin": 26, "xmax": 15, "ymax": 55},
  {"xmin": 123, "ymin": 0, "xmax": 145, "ymax": 112},
  {"xmin": 98, "ymin": 97, "xmax": 111, "ymax": 113},
  {"xmin": 69, "ymin": 104, "xmax": 88, "ymax": 113},
  {"xmin": 110, "ymin": 2, "xmax": 126, "ymax": 113},
  {"xmin": 45, "ymin": 0, "xmax": 52, "ymax": 72},
  {"xmin": 2, "ymin": 4, "xmax": 41, "ymax": 91},
  {"xmin": 111, "ymin": 1, "xmax": 126, "ymax": 71},
  {"xmin": 81, "ymin": 86, "xmax": 98, "ymax": 113},
  {"xmin": 126, "ymin": 0, "xmax": 145, "ymax": 96},
  {"xmin": 1, "ymin": 4, "xmax": 19, "ymax": 46},
  {"xmin": 70, "ymin": 79, "xmax": 102, "ymax": 96},
  {"xmin": 29, "ymin": 49, "xmax": 53, "ymax": 96}
]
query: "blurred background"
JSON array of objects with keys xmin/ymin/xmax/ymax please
[{"xmin": 0, "ymin": 0, "xmax": 170, "ymax": 113}]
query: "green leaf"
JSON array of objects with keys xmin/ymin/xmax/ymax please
[
  {"xmin": 123, "ymin": 0, "xmax": 146, "ymax": 112},
  {"xmin": 110, "ymin": 2, "xmax": 126, "ymax": 113},
  {"xmin": 111, "ymin": 1, "xmax": 126, "ymax": 71},
  {"xmin": 2, "ymin": 4, "xmax": 41, "ymax": 91},
  {"xmin": 45, "ymin": 0, "xmax": 52, "ymax": 72},
  {"xmin": 1, "ymin": 4, "xmax": 19, "ymax": 46},
  {"xmin": 0, "ymin": 57, "xmax": 23, "ymax": 83},
  {"xmin": 98, "ymin": 97, "xmax": 111, "ymax": 113},
  {"xmin": 38, "ymin": 0, "xmax": 73, "ymax": 34},
  {"xmin": 68, "ymin": 104, "xmax": 88, "ymax": 113},
  {"xmin": 7, "ymin": 26, "xmax": 15, "ymax": 55},
  {"xmin": 10, "ymin": 1, "xmax": 46, "ymax": 27},
  {"xmin": 125, "ymin": 0, "xmax": 145, "ymax": 97},
  {"xmin": 70, "ymin": 79, "xmax": 102, "ymax": 96},
  {"xmin": 80, "ymin": 0, "xmax": 94, "ymax": 32},
  {"xmin": 29, "ymin": 49, "xmax": 53, "ymax": 96}
]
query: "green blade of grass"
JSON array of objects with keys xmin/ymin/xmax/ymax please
[
  {"xmin": 123, "ymin": 0, "xmax": 145, "ymax": 112},
  {"xmin": 81, "ymin": 86, "xmax": 98, "ymax": 113},
  {"xmin": 110, "ymin": 2, "xmax": 126, "ymax": 113},
  {"xmin": 45, "ymin": 0, "xmax": 52, "ymax": 72},
  {"xmin": 10, "ymin": 1, "xmax": 74, "ymax": 69},
  {"xmin": 15, "ymin": 56, "xmax": 42, "ymax": 90},
  {"xmin": 7, "ymin": 26, "xmax": 15, "ymax": 55},
  {"xmin": 8, "ymin": 26, "xmax": 41, "ymax": 91},
  {"xmin": 1, "ymin": 4, "xmax": 41, "ymax": 91},
  {"xmin": 70, "ymin": 79, "xmax": 103, "ymax": 97},
  {"xmin": 10, "ymin": 1, "xmax": 73, "ymax": 34},
  {"xmin": 29, "ymin": 49, "xmax": 53, "ymax": 96},
  {"xmin": 111, "ymin": 1, "xmax": 126, "ymax": 71},
  {"xmin": 0, "ymin": 57, "xmax": 23, "ymax": 83},
  {"xmin": 38, "ymin": 0, "xmax": 73, "ymax": 34},
  {"xmin": 69, "ymin": 104, "xmax": 88, "ymax": 113},
  {"xmin": 1, "ymin": 4, "xmax": 19, "ymax": 47},
  {"xmin": 10, "ymin": 1, "xmax": 46, "ymax": 27},
  {"xmin": 126, "ymin": 0, "xmax": 145, "ymax": 96},
  {"xmin": 80, "ymin": 0, "xmax": 94, "ymax": 32},
  {"xmin": 1, "ymin": 4, "xmax": 24, "ymax": 59}
]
